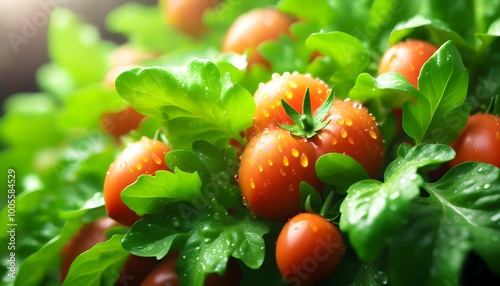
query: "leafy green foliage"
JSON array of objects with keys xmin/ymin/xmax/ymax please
[
  {"xmin": 341, "ymin": 143, "xmax": 500, "ymax": 284},
  {"xmin": 115, "ymin": 59, "xmax": 255, "ymax": 150},
  {"xmin": 106, "ymin": 2, "xmax": 192, "ymax": 53},
  {"xmin": 3, "ymin": 1, "xmax": 500, "ymax": 285},
  {"xmin": 316, "ymin": 153, "xmax": 369, "ymax": 194},
  {"xmin": 389, "ymin": 162, "xmax": 500, "ymax": 285},
  {"xmin": 177, "ymin": 217, "xmax": 268, "ymax": 286},
  {"xmin": 48, "ymin": 8, "xmax": 114, "ymax": 86},
  {"xmin": 62, "ymin": 235, "xmax": 129, "ymax": 286},
  {"xmin": 122, "ymin": 169, "xmax": 202, "ymax": 216},
  {"xmin": 306, "ymin": 31, "xmax": 370, "ymax": 97},
  {"xmin": 403, "ymin": 41, "xmax": 470, "ymax": 144},
  {"xmin": 340, "ymin": 144, "xmax": 455, "ymax": 261}
]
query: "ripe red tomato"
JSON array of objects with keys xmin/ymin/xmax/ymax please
[
  {"xmin": 104, "ymin": 136, "xmax": 172, "ymax": 226},
  {"xmin": 117, "ymin": 255, "xmax": 161, "ymax": 286},
  {"xmin": 162, "ymin": 0, "xmax": 219, "ymax": 36},
  {"xmin": 61, "ymin": 217, "xmax": 118, "ymax": 282},
  {"xmin": 239, "ymin": 128, "xmax": 321, "ymax": 221},
  {"xmin": 276, "ymin": 213, "xmax": 344, "ymax": 286},
  {"xmin": 140, "ymin": 252, "xmax": 242, "ymax": 286},
  {"xmin": 222, "ymin": 8, "xmax": 295, "ymax": 68},
  {"xmin": 378, "ymin": 39, "xmax": 438, "ymax": 88},
  {"xmin": 238, "ymin": 73, "xmax": 384, "ymax": 221},
  {"xmin": 100, "ymin": 106, "xmax": 146, "ymax": 140},
  {"xmin": 449, "ymin": 113, "xmax": 500, "ymax": 168}
]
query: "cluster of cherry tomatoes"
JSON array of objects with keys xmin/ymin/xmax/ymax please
[{"xmin": 61, "ymin": 1, "xmax": 500, "ymax": 285}]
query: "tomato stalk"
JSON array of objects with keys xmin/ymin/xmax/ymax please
[{"xmin": 277, "ymin": 88, "xmax": 334, "ymax": 138}]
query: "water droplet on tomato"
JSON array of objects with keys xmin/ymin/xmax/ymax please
[
  {"xmin": 250, "ymin": 179, "xmax": 255, "ymax": 189},
  {"xmin": 337, "ymin": 118, "xmax": 345, "ymax": 126},
  {"xmin": 280, "ymin": 169, "xmax": 286, "ymax": 176},
  {"xmin": 340, "ymin": 129, "xmax": 348, "ymax": 138},
  {"xmin": 291, "ymin": 148, "xmax": 299, "ymax": 157},
  {"xmin": 152, "ymin": 153, "xmax": 162, "ymax": 165},
  {"xmin": 119, "ymin": 161, "xmax": 127, "ymax": 169},
  {"xmin": 136, "ymin": 162, "xmax": 142, "ymax": 171},
  {"xmin": 348, "ymin": 137, "xmax": 355, "ymax": 145},
  {"xmin": 262, "ymin": 109, "xmax": 270, "ymax": 118},
  {"xmin": 300, "ymin": 153, "xmax": 308, "ymax": 167},
  {"xmin": 285, "ymin": 90, "xmax": 293, "ymax": 99},
  {"xmin": 283, "ymin": 156, "xmax": 289, "ymax": 166},
  {"xmin": 369, "ymin": 130, "xmax": 378, "ymax": 139},
  {"xmin": 258, "ymin": 165, "xmax": 264, "ymax": 172}
]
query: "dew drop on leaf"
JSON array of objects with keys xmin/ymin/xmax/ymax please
[{"xmin": 172, "ymin": 217, "xmax": 181, "ymax": 227}]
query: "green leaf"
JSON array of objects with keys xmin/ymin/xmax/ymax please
[
  {"xmin": 340, "ymin": 144, "xmax": 455, "ymax": 261},
  {"xmin": 58, "ymin": 84, "xmax": 128, "ymax": 131},
  {"xmin": 115, "ymin": 59, "xmax": 255, "ymax": 150},
  {"xmin": 349, "ymin": 72, "xmax": 419, "ymax": 119},
  {"xmin": 48, "ymin": 8, "xmax": 114, "ymax": 85},
  {"xmin": 58, "ymin": 193, "xmax": 105, "ymax": 221},
  {"xmin": 106, "ymin": 2, "xmax": 192, "ymax": 53},
  {"xmin": 0, "ymin": 93, "xmax": 63, "ymax": 148},
  {"xmin": 121, "ymin": 168, "xmax": 202, "ymax": 216},
  {"xmin": 177, "ymin": 218, "xmax": 269, "ymax": 286},
  {"xmin": 388, "ymin": 162, "xmax": 500, "ymax": 285},
  {"xmin": 277, "ymin": 0, "xmax": 335, "ymax": 28},
  {"xmin": 389, "ymin": 15, "xmax": 471, "ymax": 49},
  {"xmin": 306, "ymin": 32, "xmax": 370, "ymax": 97},
  {"xmin": 476, "ymin": 18, "xmax": 500, "ymax": 52},
  {"xmin": 121, "ymin": 213, "xmax": 190, "ymax": 259},
  {"xmin": 402, "ymin": 40, "xmax": 470, "ymax": 144},
  {"xmin": 62, "ymin": 235, "xmax": 129, "ymax": 286},
  {"xmin": 299, "ymin": 182, "xmax": 323, "ymax": 213},
  {"xmin": 14, "ymin": 220, "xmax": 83, "ymax": 286},
  {"xmin": 316, "ymin": 153, "xmax": 369, "ymax": 194}
]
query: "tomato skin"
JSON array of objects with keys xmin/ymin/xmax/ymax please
[
  {"xmin": 100, "ymin": 106, "xmax": 146, "ymax": 140},
  {"xmin": 162, "ymin": 0, "xmax": 218, "ymax": 36},
  {"xmin": 104, "ymin": 137, "xmax": 172, "ymax": 226},
  {"xmin": 276, "ymin": 213, "xmax": 344, "ymax": 286},
  {"xmin": 378, "ymin": 39, "xmax": 438, "ymax": 88},
  {"xmin": 115, "ymin": 255, "xmax": 161, "ymax": 286},
  {"xmin": 239, "ymin": 128, "xmax": 322, "ymax": 221},
  {"xmin": 61, "ymin": 217, "xmax": 118, "ymax": 282},
  {"xmin": 449, "ymin": 113, "xmax": 500, "ymax": 168},
  {"xmin": 222, "ymin": 8, "xmax": 295, "ymax": 68}
]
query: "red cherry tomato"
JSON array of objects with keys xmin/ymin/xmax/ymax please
[
  {"xmin": 449, "ymin": 113, "xmax": 500, "ymax": 168},
  {"xmin": 378, "ymin": 39, "xmax": 438, "ymax": 88},
  {"xmin": 61, "ymin": 217, "xmax": 118, "ymax": 282},
  {"xmin": 222, "ymin": 8, "xmax": 295, "ymax": 68},
  {"xmin": 162, "ymin": 0, "xmax": 219, "ymax": 36},
  {"xmin": 100, "ymin": 106, "xmax": 146, "ymax": 140},
  {"xmin": 276, "ymin": 213, "xmax": 344, "ymax": 286},
  {"xmin": 104, "ymin": 136, "xmax": 172, "ymax": 226}
]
